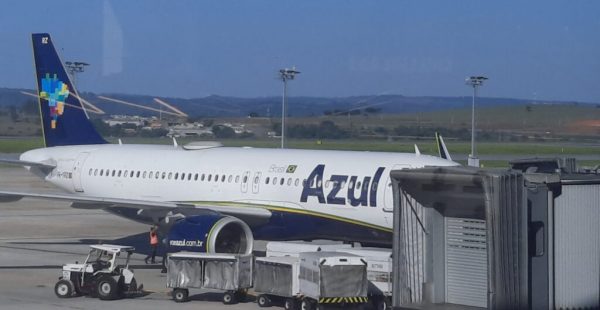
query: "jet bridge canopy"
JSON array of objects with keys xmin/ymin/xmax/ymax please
[{"xmin": 390, "ymin": 166, "xmax": 528, "ymax": 310}]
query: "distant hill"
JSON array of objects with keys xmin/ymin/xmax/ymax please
[{"xmin": 0, "ymin": 87, "xmax": 592, "ymax": 118}]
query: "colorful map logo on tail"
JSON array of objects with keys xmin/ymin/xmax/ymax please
[{"xmin": 40, "ymin": 73, "xmax": 69, "ymax": 129}]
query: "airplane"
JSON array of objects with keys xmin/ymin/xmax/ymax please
[{"xmin": 0, "ymin": 33, "xmax": 459, "ymax": 254}]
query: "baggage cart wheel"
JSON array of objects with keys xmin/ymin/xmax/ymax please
[
  {"xmin": 96, "ymin": 276, "xmax": 119, "ymax": 300},
  {"xmin": 284, "ymin": 298, "xmax": 298, "ymax": 310},
  {"xmin": 301, "ymin": 298, "xmax": 314, "ymax": 310},
  {"xmin": 375, "ymin": 296, "xmax": 390, "ymax": 310},
  {"xmin": 257, "ymin": 294, "xmax": 271, "ymax": 307},
  {"xmin": 223, "ymin": 291, "xmax": 237, "ymax": 304},
  {"xmin": 54, "ymin": 279, "xmax": 74, "ymax": 298},
  {"xmin": 172, "ymin": 288, "xmax": 189, "ymax": 303}
]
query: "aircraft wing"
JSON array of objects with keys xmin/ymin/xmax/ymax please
[{"xmin": 0, "ymin": 190, "xmax": 272, "ymax": 219}]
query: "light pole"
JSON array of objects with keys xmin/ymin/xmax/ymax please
[
  {"xmin": 65, "ymin": 61, "xmax": 89, "ymax": 86},
  {"xmin": 465, "ymin": 76, "xmax": 488, "ymax": 167},
  {"xmin": 279, "ymin": 67, "xmax": 300, "ymax": 149}
]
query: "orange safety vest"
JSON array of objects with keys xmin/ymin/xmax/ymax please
[{"xmin": 150, "ymin": 231, "xmax": 158, "ymax": 245}]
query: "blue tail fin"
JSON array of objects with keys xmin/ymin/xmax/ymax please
[{"xmin": 31, "ymin": 33, "xmax": 106, "ymax": 147}]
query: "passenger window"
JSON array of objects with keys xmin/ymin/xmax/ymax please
[
  {"xmin": 221, "ymin": 175, "xmax": 226, "ymax": 182},
  {"xmin": 201, "ymin": 174, "xmax": 205, "ymax": 181},
  {"xmin": 273, "ymin": 177, "xmax": 278, "ymax": 185},
  {"xmin": 208, "ymin": 174, "xmax": 212, "ymax": 181},
  {"xmin": 94, "ymin": 169, "xmax": 98, "ymax": 176},
  {"xmin": 349, "ymin": 181, "xmax": 354, "ymax": 189},
  {"xmin": 325, "ymin": 180, "xmax": 330, "ymax": 188},
  {"xmin": 215, "ymin": 174, "xmax": 219, "ymax": 182},
  {"xmin": 357, "ymin": 181, "xmax": 361, "ymax": 189},
  {"xmin": 88, "ymin": 168, "xmax": 92, "ymax": 176},
  {"xmin": 280, "ymin": 178, "xmax": 285, "ymax": 185},
  {"xmin": 168, "ymin": 172, "xmax": 172, "ymax": 180},
  {"xmin": 287, "ymin": 178, "xmax": 292, "ymax": 186},
  {"xmin": 149, "ymin": 171, "xmax": 153, "ymax": 179},
  {"xmin": 317, "ymin": 180, "xmax": 322, "ymax": 187},
  {"xmin": 143, "ymin": 171, "xmax": 147, "ymax": 178},
  {"xmin": 188, "ymin": 173, "xmax": 192, "ymax": 181},
  {"xmin": 162, "ymin": 172, "xmax": 166, "ymax": 179},
  {"xmin": 228, "ymin": 175, "xmax": 232, "ymax": 183},
  {"xmin": 100, "ymin": 169, "xmax": 104, "ymax": 176},
  {"xmin": 124, "ymin": 170, "xmax": 128, "ymax": 177},
  {"xmin": 174, "ymin": 173, "xmax": 179, "ymax": 180},
  {"xmin": 118, "ymin": 170, "xmax": 122, "ymax": 177},
  {"xmin": 135, "ymin": 171, "xmax": 139, "ymax": 178},
  {"xmin": 194, "ymin": 173, "xmax": 198, "ymax": 181},
  {"xmin": 243, "ymin": 175, "xmax": 248, "ymax": 183},
  {"xmin": 111, "ymin": 170, "xmax": 115, "ymax": 177},
  {"xmin": 265, "ymin": 177, "xmax": 270, "ymax": 185},
  {"xmin": 130, "ymin": 171, "xmax": 134, "ymax": 178},
  {"xmin": 235, "ymin": 175, "xmax": 240, "ymax": 183},
  {"xmin": 295, "ymin": 178, "xmax": 299, "ymax": 186},
  {"xmin": 156, "ymin": 171, "xmax": 160, "ymax": 179},
  {"xmin": 254, "ymin": 176, "xmax": 259, "ymax": 184}
]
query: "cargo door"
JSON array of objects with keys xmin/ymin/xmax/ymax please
[
  {"xmin": 445, "ymin": 217, "xmax": 488, "ymax": 308},
  {"xmin": 72, "ymin": 152, "xmax": 90, "ymax": 192}
]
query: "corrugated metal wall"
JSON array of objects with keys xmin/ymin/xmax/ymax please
[
  {"xmin": 554, "ymin": 184, "xmax": 600, "ymax": 309},
  {"xmin": 396, "ymin": 191, "xmax": 426, "ymax": 304}
]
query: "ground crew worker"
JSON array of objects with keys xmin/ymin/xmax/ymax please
[{"xmin": 144, "ymin": 226, "xmax": 159, "ymax": 264}]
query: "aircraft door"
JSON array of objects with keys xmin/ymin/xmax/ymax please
[
  {"xmin": 383, "ymin": 164, "xmax": 410, "ymax": 212},
  {"xmin": 252, "ymin": 172, "xmax": 261, "ymax": 194},
  {"xmin": 241, "ymin": 171, "xmax": 250, "ymax": 193},
  {"xmin": 72, "ymin": 152, "xmax": 90, "ymax": 192}
]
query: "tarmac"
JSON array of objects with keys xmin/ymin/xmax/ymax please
[{"xmin": 0, "ymin": 167, "xmax": 270, "ymax": 310}]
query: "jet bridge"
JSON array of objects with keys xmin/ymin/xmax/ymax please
[
  {"xmin": 390, "ymin": 167, "xmax": 528, "ymax": 309},
  {"xmin": 390, "ymin": 166, "xmax": 600, "ymax": 310}
]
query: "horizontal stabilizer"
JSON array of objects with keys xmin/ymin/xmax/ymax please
[{"xmin": 0, "ymin": 156, "xmax": 56, "ymax": 169}]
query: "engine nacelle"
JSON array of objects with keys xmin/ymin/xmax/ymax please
[{"xmin": 166, "ymin": 214, "xmax": 254, "ymax": 255}]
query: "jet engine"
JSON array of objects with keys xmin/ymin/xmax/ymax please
[{"xmin": 166, "ymin": 214, "xmax": 254, "ymax": 254}]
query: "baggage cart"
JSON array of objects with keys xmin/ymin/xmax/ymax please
[
  {"xmin": 298, "ymin": 252, "xmax": 368, "ymax": 310},
  {"xmin": 166, "ymin": 252, "xmax": 252, "ymax": 304},
  {"xmin": 254, "ymin": 256, "xmax": 301, "ymax": 309},
  {"xmin": 337, "ymin": 247, "xmax": 393, "ymax": 309},
  {"xmin": 266, "ymin": 241, "xmax": 351, "ymax": 258}
]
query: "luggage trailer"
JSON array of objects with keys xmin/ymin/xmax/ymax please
[
  {"xmin": 297, "ymin": 252, "xmax": 369, "ymax": 310},
  {"xmin": 166, "ymin": 252, "xmax": 253, "ymax": 304}
]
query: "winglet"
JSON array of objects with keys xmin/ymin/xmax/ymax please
[{"xmin": 435, "ymin": 132, "xmax": 452, "ymax": 161}]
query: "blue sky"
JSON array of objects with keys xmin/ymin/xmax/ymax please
[{"xmin": 1, "ymin": 0, "xmax": 599, "ymax": 102}]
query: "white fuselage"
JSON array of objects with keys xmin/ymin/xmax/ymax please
[{"xmin": 20, "ymin": 144, "xmax": 458, "ymax": 240}]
